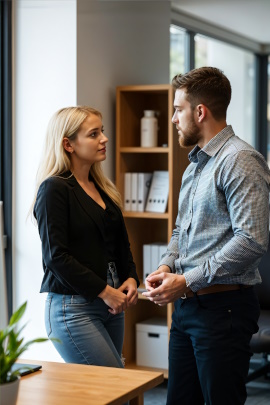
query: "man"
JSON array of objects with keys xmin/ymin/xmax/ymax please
[{"xmin": 142, "ymin": 66, "xmax": 270, "ymax": 405}]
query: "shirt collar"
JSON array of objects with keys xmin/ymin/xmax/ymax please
[{"xmin": 189, "ymin": 125, "xmax": 234, "ymax": 163}]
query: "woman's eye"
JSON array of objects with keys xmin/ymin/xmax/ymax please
[{"xmin": 101, "ymin": 126, "xmax": 105, "ymax": 133}]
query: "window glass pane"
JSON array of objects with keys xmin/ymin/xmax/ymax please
[
  {"xmin": 195, "ymin": 34, "xmax": 256, "ymax": 147},
  {"xmin": 170, "ymin": 25, "xmax": 187, "ymax": 80},
  {"xmin": 268, "ymin": 56, "xmax": 270, "ymax": 166}
]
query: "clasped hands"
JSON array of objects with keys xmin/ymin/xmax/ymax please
[
  {"xmin": 142, "ymin": 265, "xmax": 189, "ymax": 306},
  {"xmin": 99, "ymin": 277, "xmax": 138, "ymax": 315}
]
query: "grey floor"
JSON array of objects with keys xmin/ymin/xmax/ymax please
[{"xmin": 144, "ymin": 358, "xmax": 270, "ymax": 405}]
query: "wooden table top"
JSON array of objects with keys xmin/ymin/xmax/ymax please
[{"xmin": 16, "ymin": 359, "xmax": 164, "ymax": 405}]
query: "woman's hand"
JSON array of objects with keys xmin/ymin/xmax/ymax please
[
  {"xmin": 118, "ymin": 278, "xmax": 138, "ymax": 307},
  {"xmin": 98, "ymin": 285, "xmax": 128, "ymax": 314}
]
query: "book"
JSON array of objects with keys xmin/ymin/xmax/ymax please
[
  {"xmin": 137, "ymin": 172, "xmax": 152, "ymax": 212},
  {"xmin": 131, "ymin": 173, "xmax": 138, "ymax": 211},
  {"xmin": 124, "ymin": 173, "xmax": 132, "ymax": 211},
  {"xmin": 145, "ymin": 171, "xmax": 169, "ymax": 213}
]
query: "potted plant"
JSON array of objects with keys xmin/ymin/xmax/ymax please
[{"xmin": 0, "ymin": 301, "xmax": 50, "ymax": 405}]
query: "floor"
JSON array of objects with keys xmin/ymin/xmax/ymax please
[
  {"xmin": 144, "ymin": 358, "xmax": 270, "ymax": 405},
  {"xmin": 144, "ymin": 378, "xmax": 270, "ymax": 405}
]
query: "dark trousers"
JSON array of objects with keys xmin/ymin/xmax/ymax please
[{"xmin": 167, "ymin": 287, "xmax": 260, "ymax": 405}]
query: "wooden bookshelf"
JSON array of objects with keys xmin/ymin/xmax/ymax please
[{"xmin": 115, "ymin": 84, "xmax": 190, "ymax": 376}]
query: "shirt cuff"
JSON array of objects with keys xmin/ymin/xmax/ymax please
[
  {"xmin": 158, "ymin": 254, "xmax": 177, "ymax": 273},
  {"xmin": 184, "ymin": 266, "xmax": 208, "ymax": 292}
]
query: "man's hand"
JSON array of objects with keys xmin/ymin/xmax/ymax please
[
  {"xmin": 145, "ymin": 265, "xmax": 171, "ymax": 291},
  {"xmin": 118, "ymin": 277, "xmax": 138, "ymax": 306},
  {"xmin": 142, "ymin": 272, "xmax": 190, "ymax": 306}
]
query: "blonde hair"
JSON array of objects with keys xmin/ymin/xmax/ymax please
[{"xmin": 31, "ymin": 106, "xmax": 122, "ymax": 214}]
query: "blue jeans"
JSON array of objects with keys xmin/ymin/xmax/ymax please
[
  {"xmin": 167, "ymin": 287, "xmax": 260, "ymax": 405},
  {"xmin": 45, "ymin": 263, "xmax": 125, "ymax": 368}
]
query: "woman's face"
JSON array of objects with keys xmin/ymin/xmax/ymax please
[{"xmin": 69, "ymin": 114, "xmax": 108, "ymax": 166}]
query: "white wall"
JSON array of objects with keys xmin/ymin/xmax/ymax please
[
  {"xmin": 77, "ymin": 0, "xmax": 171, "ymax": 180},
  {"xmin": 14, "ymin": 0, "xmax": 76, "ymax": 361}
]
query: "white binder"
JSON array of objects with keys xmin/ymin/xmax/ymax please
[
  {"xmin": 131, "ymin": 173, "xmax": 138, "ymax": 211},
  {"xmin": 137, "ymin": 172, "xmax": 152, "ymax": 212},
  {"xmin": 124, "ymin": 172, "xmax": 132, "ymax": 211}
]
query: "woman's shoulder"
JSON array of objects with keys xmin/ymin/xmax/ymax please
[{"xmin": 39, "ymin": 172, "xmax": 73, "ymax": 194}]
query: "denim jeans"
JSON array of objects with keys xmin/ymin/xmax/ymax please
[
  {"xmin": 45, "ymin": 262, "xmax": 125, "ymax": 368},
  {"xmin": 167, "ymin": 287, "xmax": 260, "ymax": 405}
]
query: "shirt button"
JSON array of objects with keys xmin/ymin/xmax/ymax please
[{"xmin": 198, "ymin": 169, "xmax": 201, "ymax": 173}]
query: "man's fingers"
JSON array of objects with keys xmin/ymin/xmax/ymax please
[{"xmin": 146, "ymin": 273, "xmax": 164, "ymax": 283}]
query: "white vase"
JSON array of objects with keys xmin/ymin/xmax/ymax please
[
  {"xmin": 140, "ymin": 110, "xmax": 158, "ymax": 147},
  {"xmin": 0, "ymin": 377, "xmax": 20, "ymax": 405}
]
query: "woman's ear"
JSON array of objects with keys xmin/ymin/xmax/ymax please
[{"xmin": 63, "ymin": 137, "xmax": 73, "ymax": 153}]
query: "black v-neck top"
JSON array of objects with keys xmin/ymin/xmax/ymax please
[{"xmin": 89, "ymin": 187, "xmax": 122, "ymax": 263}]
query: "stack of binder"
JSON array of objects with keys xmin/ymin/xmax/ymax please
[
  {"xmin": 124, "ymin": 171, "xmax": 169, "ymax": 213},
  {"xmin": 124, "ymin": 172, "xmax": 152, "ymax": 212},
  {"xmin": 143, "ymin": 243, "xmax": 167, "ymax": 282}
]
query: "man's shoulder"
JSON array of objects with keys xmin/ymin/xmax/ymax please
[
  {"xmin": 220, "ymin": 135, "xmax": 266, "ymax": 164},
  {"xmin": 223, "ymin": 134, "xmax": 254, "ymax": 154}
]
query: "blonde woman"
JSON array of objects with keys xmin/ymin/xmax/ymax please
[{"xmin": 33, "ymin": 106, "xmax": 139, "ymax": 367}]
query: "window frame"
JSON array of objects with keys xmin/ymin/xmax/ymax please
[
  {"xmin": 171, "ymin": 8, "xmax": 269, "ymax": 159},
  {"xmin": 0, "ymin": 0, "xmax": 13, "ymax": 318}
]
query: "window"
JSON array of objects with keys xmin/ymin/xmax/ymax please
[
  {"xmin": 170, "ymin": 25, "xmax": 187, "ymax": 80},
  {"xmin": 195, "ymin": 34, "xmax": 256, "ymax": 147}
]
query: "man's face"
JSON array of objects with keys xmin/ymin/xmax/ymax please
[{"xmin": 172, "ymin": 89, "xmax": 201, "ymax": 148}]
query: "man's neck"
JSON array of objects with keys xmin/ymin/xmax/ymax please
[{"xmin": 198, "ymin": 121, "xmax": 227, "ymax": 149}]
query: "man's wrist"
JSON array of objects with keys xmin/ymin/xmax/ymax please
[{"xmin": 182, "ymin": 275, "xmax": 191, "ymax": 293}]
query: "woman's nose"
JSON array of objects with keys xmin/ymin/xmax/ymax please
[{"xmin": 100, "ymin": 134, "xmax": 108, "ymax": 143}]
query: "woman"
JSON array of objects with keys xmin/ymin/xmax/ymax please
[{"xmin": 33, "ymin": 106, "xmax": 139, "ymax": 367}]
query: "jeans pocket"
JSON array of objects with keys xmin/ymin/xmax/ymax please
[
  {"xmin": 45, "ymin": 294, "xmax": 53, "ymax": 337},
  {"xmin": 67, "ymin": 295, "xmax": 90, "ymax": 307}
]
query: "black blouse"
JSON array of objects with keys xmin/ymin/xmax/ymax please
[{"xmin": 93, "ymin": 189, "xmax": 122, "ymax": 263}]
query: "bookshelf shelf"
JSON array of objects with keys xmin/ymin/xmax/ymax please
[
  {"xmin": 116, "ymin": 84, "xmax": 189, "ymax": 377},
  {"xmin": 120, "ymin": 147, "xmax": 169, "ymax": 153},
  {"xmin": 123, "ymin": 212, "xmax": 169, "ymax": 219}
]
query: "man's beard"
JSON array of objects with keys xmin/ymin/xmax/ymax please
[{"xmin": 178, "ymin": 118, "xmax": 200, "ymax": 148}]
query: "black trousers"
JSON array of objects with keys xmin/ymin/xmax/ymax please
[{"xmin": 167, "ymin": 287, "xmax": 260, "ymax": 405}]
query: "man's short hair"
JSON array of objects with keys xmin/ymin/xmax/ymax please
[{"xmin": 172, "ymin": 67, "xmax": 231, "ymax": 120}]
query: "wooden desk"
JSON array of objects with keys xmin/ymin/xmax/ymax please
[{"xmin": 16, "ymin": 359, "xmax": 164, "ymax": 405}]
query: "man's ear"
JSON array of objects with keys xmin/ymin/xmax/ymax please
[
  {"xmin": 196, "ymin": 104, "xmax": 207, "ymax": 123},
  {"xmin": 63, "ymin": 137, "xmax": 73, "ymax": 153}
]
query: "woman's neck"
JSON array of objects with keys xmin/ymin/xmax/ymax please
[{"xmin": 71, "ymin": 165, "xmax": 92, "ymax": 184}]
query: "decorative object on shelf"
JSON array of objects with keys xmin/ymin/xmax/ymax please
[
  {"xmin": 140, "ymin": 110, "xmax": 158, "ymax": 147},
  {"xmin": 145, "ymin": 171, "xmax": 169, "ymax": 213},
  {"xmin": 0, "ymin": 301, "xmax": 58, "ymax": 405}
]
